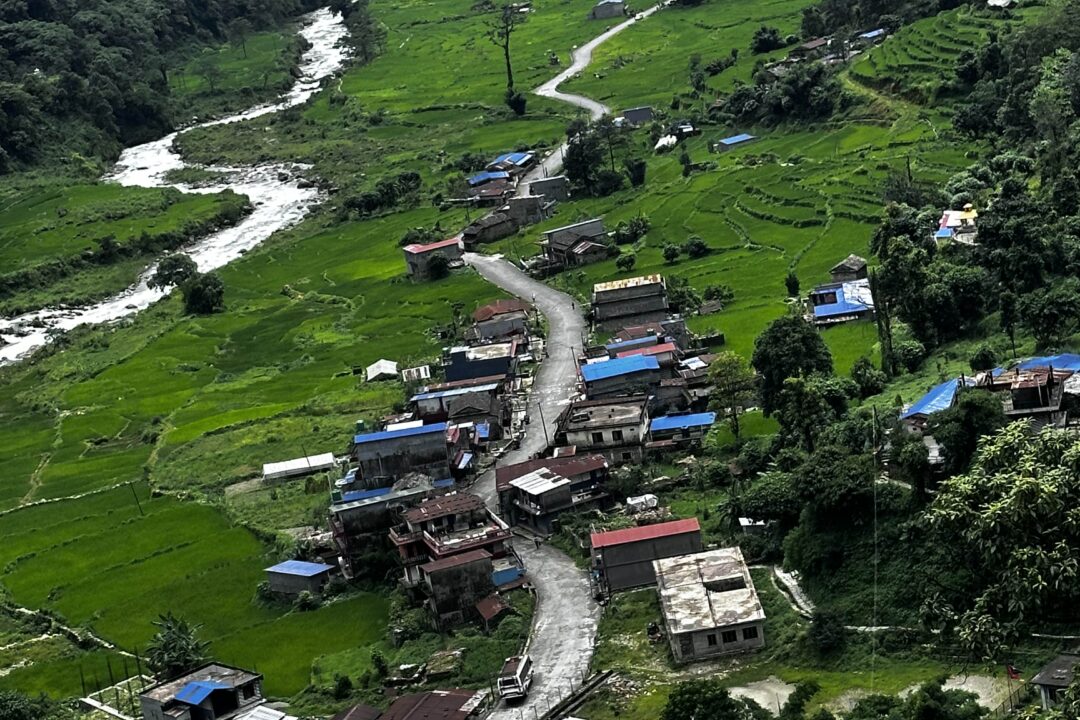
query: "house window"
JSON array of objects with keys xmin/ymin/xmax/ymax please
[
  {"xmin": 612, "ymin": 429, "xmax": 624, "ymax": 442},
  {"xmin": 743, "ymin": 626, "xmax": 759, "ymax": 641},
  {"xmin": 721, "ymin": 630, "xmax": 737, "ymax": 644},
  {"xmin": 707, "ymin": 634, "xmax": 718, "ymax": 647},
  {"xmin": 621, "ymin": 452, "xmax": 632, "ymax": 461},
  {"xmin": 592, "ymin": 431, "xmax": 604, "ymax": 444}
]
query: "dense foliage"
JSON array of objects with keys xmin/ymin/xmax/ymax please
[{"xmin": 146, "ymin": 612, "xmax": 211, "ymax": 679}]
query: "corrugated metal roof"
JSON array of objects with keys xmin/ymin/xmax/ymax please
[
  {"xmin": 492, "ymin": 152, "xmax": 534, "ymax": 166},
  {"xmin": 617, "ymin": 342, "xmax": 676, "ymax": 359},
  {"xmin": 509, "ymin": 467, "xmax": 571, "ymax": 496},
  {"xmin": 341, "ymin": 486, "xmax": 392, "ymax": 503},
  {"xmin": 580, "ymin": 355, "xmax": 659, "ymax": 382},
  {"xmin": 175, "ymin": 681, "xmax": 229, "ymax": 705},
  {"xmin": 718, "ymin": 133, "xmax": 755, "ymax": 146},
  {"xmin": 353, "ymin": 422, "xmax": 447, "ymax": 445},
  {"xmin": 591, "ymin": 518, "xmax": 701, "ymax": 549},
  {"xmin": 650, "ymin": 412, "xmax": 716, "ymax": 432},
  {"xmin": 811, "ymin": 279, "xmax": 874, "ymax": 319},
  {"xmin": 404, "ymin": 237, "xmax": 462, "ymax": 254},
  {"xmin": 411, "ymin": 383, "xmax": 500, "ymax": 402},
  {"xmin": 604, "ymin": 336, "xmax": 656, "ymax": 353},
  {"xmin": 468, "ymin": 171, "xmax": 511, "ymax": 186},
  {"xmin": 265, "ymin": 559, "xmax": 334, "ymax": 577},
  {"xmin": 421, "ymin": 549, "xmax": 492, "ymax": 574},
  {"xmin": 262, "ymin": 453, "xmax": 335, "ymax": 480},
  {"xmin": 901, "ymin": 378, "xmax": 971, "ymax": 419}
]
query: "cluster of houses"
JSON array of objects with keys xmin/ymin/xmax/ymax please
[
  {"xmin": 762, "ymin": 27, "xmax": 889, "ymax": 81},
  {"xmin": 135, "ymin": 662, "xmax": 490, "ymax": 720},
  {"xmin": 934, "ymin": 203, "xmax": 978, "ymax": 246}
]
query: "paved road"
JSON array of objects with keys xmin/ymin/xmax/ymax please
[
  {"xmin": 515, "ymin": 2, "xmax": 669, "ymax": 195},
  {"xmin": 465, "ymin": 253, "xmax": 597, "ymax": 720}
]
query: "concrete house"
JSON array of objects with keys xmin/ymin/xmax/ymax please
[
  {"xmin": 528, "ymin": 175, "xmax": 571, "ymax": 202},
  {"xmin": 496, "ymin": 454, "xmax": 611, "ymax": 528},
  {"xmin": 140, "ymin": 664, "xmax": 263, "ymax": 720},
  {"xmin": 264, "ymin": 560, "xmax": 335, "ymax": 597},
  {"xmin": 557, "ymin": 396, "xmax": 649, "ymax": 464},
  {"xmin": 592, "ymin": 275, "xmax": 669, "ymax": 330},
  {"xmin": 829, "ymin": 254, "xmax": 868, "ymax": 283},
  {"xmin": 404, "ymin": 237, "xmax": 464, "ymax": 280},
  {"xmin": 419, "ymin": 549, "xmax": 497, "ymax": 628},
  {"xmin": 444, "ymin": 342, "xmax": 518, "ymax": 382},
  {"xmin": 411, "ymin": 382, "xmax": 502, "ymax": 422},
  {"xmin": 472, "ymin": 299, "xmax": 532, "ymax": 341},
  {"xmin": 589, "ymin": 0, "xmax": 626, "ymax": 18},
  {"xmin": 654, "ymin": 547, "xmax": 766, "ymax": 663},
  {"xmin": 541, "ymin": 218, "xmax": 608, "ymax": 268},
  {"xmin": 351, "ymin": 422, "xmax": 450, "ymax": 485},
  {"xmin": 649, "ymin": 412, "xmax": 716, "ymax": 445},
  {"xmin": 580, "ymin": 355, "xmax": 661, "ymax": 400},
  {"xmin": 1033, "ymin": 652, "xmax": 1080, "ymax": 709},
  {"xmin": 390, "ymin": 493, "xmax": 513, "ymax": 589},
  {"xmin": 448, "ymin": 391, "xmax": 505, "ymax": 439},
  {"xmin": 505, "ymin": 195, "xmax": 549, "ymax": 226},
  {"xmin": 616, "ymin": 341, "xmax": 681, "ymax": 374},
  {"xmin": 462, "ymin": 213, "xmax": 516, "ymax": 249},
  {"xmin": 621, "ymin": 106, "xmax": 654, "ymax": 126},
  {"xmin": 591, "ymin": 518, "xmax": 703, "ymax": 595}
]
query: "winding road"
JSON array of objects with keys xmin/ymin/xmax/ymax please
[{"xmin": 472, "ymin": 5, "xmax": 670, "ymax": 717}]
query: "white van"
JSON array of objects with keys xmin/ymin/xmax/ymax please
[{"xmin": 497, "ymin": 655, "xmax": 534, "ymax": 701}]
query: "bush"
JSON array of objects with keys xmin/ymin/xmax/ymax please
[
  {"xmin": 683, "ymin": 235, "xmax": 708, "ymax": 258},
  {"xmin": 333, "ymin": 674, "xmax": 353, "ymax": 699},
  {"xmin": 750, "ymin": 25, "xmax": 784, "ymax": 54},
  {"xmin": 807, "ymin": 610, "xmax": 846, "ymax": 655},
  {"xmin": 785, "ymin": 271, "xmax": 800, "ymax": 297},
  {"xmin": 703, "ymin": 284, "xmax": 734, "ymax": 304},
  {"xmin": 293, "ymin": 590, "xmax": 321, "ymax": 611},
  {"xmin": 427, "ymin": 252, "xmax": 451, "ymax": 280},
  {"xmin": 371, "ymin": 649, "xmax": 389, "ymax": 678},
  {"xmin": 850, "ymin": 357, "xmax": 886, "ymax": 398},
  {"xmin": 624, "ymin": 156, "xmax": 647, "ymax": 186},
  {"xmin": 969, "ymin": 343, "xmax": 997, "ymax": 372},
  {"xmin": 663, "ymin": 245, "xmax": 681, "ymax": 264},
  {"xmin": 594, "ymin": 168, "xmax": 626, "ymax": 196},
  {"xmin": 892, "ymin": 339, "xmax": 926, "ymax": 373},
  {"xmin": 181, "ymin": 272, "xmax": 225, "ymax": 315},
  {"xmin": 616, "ymin": 253, "xmax": 637, "ymax": 272}
]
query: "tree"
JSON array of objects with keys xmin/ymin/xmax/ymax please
[
  {"xmin": 195, "ymin": 55, "xmax": 223, "ymax": 93},
  {"xmin": 808, "ymin": 611, "xmax": 846, "ymax": 655},
  {"xmin": 564, "ymin": 130, "xmax": 604, "ymax": 191},
  {"xmin": 227, "ymin": 18, "xmax": 253, "ymax": 59},
  {"xmin": 999, "ymin": 289, "xmax": 1018, "ymax": 358},
  {"xmin": 333, "ymin": 674, "xmax": 353, "ymax": 699},
  {"xmin": 751, "ymin": 315, "xmax": 833, "ymax": 415},
  {"xmin": 1020, "ymin": 279, "xmax": 1080, "ymax": 350},
  {"xmin": 427, "ymin": 252, "xmax": 451, "ymax": 280},
  {"xmin": 800, "ymin": 6, "xmax": 826, "ymax": 38},
  {"xmin": 708, "ymin": 351, "xmax": 757, "ymax": 441},
  {"xmin": 146, "ymin": 612, "xmax": 210, "ymax": 680},
  {"xmin": 616, "ymin": 253, "xmax": 637, "ymax": 272},
  {"xmin": 968, "ymin": 344, "xmax": 997, "ymax": 372},
  {"xmin": 923, "ymin": 423, "xmax": 1080, "ymax": 661},
  {"xmin": 0, "ymin": 691, "xmax": 59, "ymax": 720},
  {"xmin": 926, "ymin": 390, "xmax": 1006, "ymax": 476},
  {"xmin": 662, "ymin": 679, "xmax": 763, "ymax": 720},
  {"xmin": 846, "ymin": 679, "xmax": 985, "ymax": 720},
  {"xmin": 849, "ymin": 356, "xmax": 886, "ymax": 398},
  {"xmin": 784, "ymin": 271, "xmax": 800, "ymax": 297},
  {"xmin": 780, "ymin": 682, "xmax": 821, "ymax": 720},
  {"xmin": 624, "ymin": 156, "xmax": 647, "ymax": 186},
  {"xmin": 683, "ymin": 235, "xmax": 708, "ymax": 258},
  {"xmin": 663, "ymin": 244, "xmax": 681, "ymax": 264},
  {"xmin": 505, "ymin": 88, "xmax": 527, "ymax": 116},
  {"xmin": 750, "ymin": 26, "xmax": 784, "ymax": 54},
  {"xmin": 487, "ymin": 5, "xmax": 520, "ymax": 91},
  {"xmin": 775, "ymin": 376, "xmax": 837, "ymax": 452},
  {"xmin": 181, "ymin": 272, "xmax": 225, "ymax": 315},
  {"xmin": 149, "ymin": 254, "xmax": 198, "ymax": 290}
]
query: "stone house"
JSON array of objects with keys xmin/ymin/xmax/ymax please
[
  {"xmin": 579, "ymin": 355, "xmax": 661, "ymax": 400},
  {"xmin": 472, "ymin": 299, "xmax": 533, "ymax": 341},
  {"xmin": 505, "ymin": 195, "xmax": 549, "ymax": 226},
  {"xmin": 462, "ymin": 213, "xmax": 516, "ymax": 249},
  {"xmin": 444, "ymin": 342, "xmax": 519, "ymax": 382},
  {"xmin": 403, "ymin": 238, "xmax": 464, "ymax": 280},
  {"xmin": 419, "ymin": 549, "xmax": 496, "ymax": 628},
  {"xmin": 621, "ymin": 106, "xmax": 654, "ymax": 126},
  {"xmin": 829, "ymin": 254, "xmax": 868, "ymax": 283},
  {"xmin": 654, "ymin": 547, "xmax": 766, "ymax": 663},
  {"xmin": 541, "ymin": 218, "xmax": 608, "ymax": 268},
  {"xmin": 351, "ymin": 422, "xmax": 451, "ymax": 485}
]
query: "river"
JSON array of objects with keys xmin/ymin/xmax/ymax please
[{"xmin": 0, "ymin": 7, "xmax": 351, "ymax": 364}]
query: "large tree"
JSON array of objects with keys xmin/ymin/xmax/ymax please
[
  {"xmin": 922, "ymin": 423, "xmax": 1080, "ymax": 661},
  {"xmin": 146, "ymin": 612, "xmax": 211, "ymax": 680},
  {"xmin": 751, "ymin": 315, "xmax": 833, "ymax": 415},
  {"xmin": 487, "ymin": 5, "xmax": 520, "ymax": 91},
  {"xmin": 708, "ymin": 351, "xmax": 757, "ymax": 441},
  {"xmin": 662, "ymin": 679, "xmax": 764, "ymax": 720},
  {"xmin": 149, "ymin": 253, "xmax": 198, "ymax": 290}
]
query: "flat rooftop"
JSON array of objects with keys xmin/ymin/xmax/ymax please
[
  {"xmin": 564, "ymin": 397, "xmax": 646, "ymax": 430},
  {"xmin": 142, "ymin": 664, "xmax": 260, "ymax": 704},
  {"xmin": 654, "ymin": 547, "xmax": 765, "ymax": 635}
]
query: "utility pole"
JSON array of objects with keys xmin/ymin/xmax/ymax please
[{"xmin": 536, "ymin": 402, "xmax": 550, "ymax": 446}]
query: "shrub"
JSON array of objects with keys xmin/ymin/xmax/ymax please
[
  {"xmin": 808, "ymin": 610, "xmax": 846, "ymax": 655},
  {"xmin": 594, "ymin": 168, "xmax": 626, "ymax": 196},
  {"xmin": 616, "ymin": 253, "xmax": 637, "ymax": 272},
  {"xmin": 750, "ymin": 25, "xmax": 783, "ymax": 54},
  {"xmin": 624, "ymin": 156, "xmax": 647, "ymax": 186},
  {"xmin": 333, "ymin": 674, "xmax": 353, "ymax": 699},
  {"xmin": 663, "ymin": 245, "xmax": 681, "ymax": 264},
  {"xmin": 181, "ymin": 272, "xmax": 225, "ymax": 315},
  {"xmin": 703, "ymin": 284, "xmax": 734, "ymax": 304},
  {"xmin": 969, "ymin": 343, "xmax": 997, "ymax": 372},
  {"xmin": 371, "ymin": 649, "xmax": 389, "ymax": 678},
  {"xmin": 427, "ymin": 252, "xmax": 451, "ymax": 280},
  {"xmin": 892, "ymin": 339, "xmax": 926, "ymax": 373},
  {"xmin": 683, "ymin": 235, "xmax": 708, "ymax": 258},
  {"xmin": 850, "ymin": 356, "xmax": 886, "ymax": 398},
  {"xmin": 505, "ymin": 89, "xmax": 527, "ymax": 116},
  {"xmin": 784, "ymin": 271, "xmax": 800, "ymax": 297},
  {"xmin": 293, "ymin": 591, "xmax": 321, "ymax": 611}
]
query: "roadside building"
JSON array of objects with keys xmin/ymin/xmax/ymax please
[
  {"xmin": 1033, "ymin": 652, "xmax": 1080, "ymax": 710},
  {"xmin": 829, "ymin": 254, "xmax": 868, "ymax": 283},
  {"xmin": 649, "ymin": 412, "xmax": 716, "ymax": 445},
  {"xmin": 462, "ymin": 212, "xmax": 516, "ymax": 249},
  {"xmin": 614, "ymin": 316, "xmax": 691, "ymax": 351},
  {"xmin": 975, "ymin": 364, "xmax": 1075, "ymax": 427},
  {"xmin": 807, "ymin": 278, "xmax": 874, "ymax": 326},
  {"xmin": 468, "ymin": 170, "xmax": 511, "ymax": 187},
  {"xmin": 621, "ymin": 106, "xmax": 654, "ymax": 126},
  {"xmin": 557, "ymin": 396, "xmax": 649, "ymax": 465},
  {"xmin": 411, "ymin": 382, "xmax": 503, "ymax": 423},
  {"xmin": 487, "ymin": 152, "xmax": 536, "ymax": 175},
  {"xmin": 389, "ymin": 493, "xmax": 513, "ymax": 589},
  {"xmin": 264, "ymin": 560, "xmax": 335, "ymax": 597},
  {"xmin": 404, "ymin": 237, "xmax": 464, "ymax": 280},
  {"xmin": 580, "ymin": 355, "xmax": 661, "ymax": 399},
  {"xmin": 713, "ymin": 133, "xmax": 756, "ymax": 152},
  {"xmin": 466, "ymin": 178, "xmax": 513, "ymax": 206},
  {"xmin": 500, "ymin": 457, "xmax": 612, "ymax": 533},
  {"xmin": 448, "ymin": 392, "xmax": 505, "ymax": 439},
  {"xmin": 420, "ymin": 549, "xmax": 497, "ymax": 628},
  {"xmin": 496, "ymin": 454, "xmax": 611, "ymax": 526},
  {"xmin": 472, "ymin": 299, "xmax": 533, "ymax": 341},
  {"xmin": 528, "ymin": 175, "xmax": 571, "ymax": 202},
  {"xmin": 616, "ymin": 341, "xmax": 680, "ymax": 373},
  {"xmin": 592, "ymin": 275, "xmax": 669, "ymax": 330},
  {"xmin": 444, "ymin": 342, "xmax": 519, "ymax": 382},
  {"xmin": 541, "ymin": 218, "xmax": 608, "ymax": 268},
  {"xmin": 590, "ymin": 518, "xmax": 703, "ymax": 594},
  {"xmin": 505, "ymin": 195, "xmax": 549, "ymax": 226},
  {"xmin": 654, "ymin": 547, "xmax": 766, "ymax": 663},
  {"xmin": 351, "ymin": 422, "xmax": 451, "ymax": 485},
  {"xmin": 331, "ymin": 704, "xmax": 383, "ymax": 720},
  {"xmin": 380, "ymin": 689, "xmax": 489, "ymax": 720},
  {"xmin": 139, "ymin": 664, "xmax": 263, "ymax": 720},
  {"xmin": 588, "ymin": 0, "xmax": 626, "ymax": 18}
]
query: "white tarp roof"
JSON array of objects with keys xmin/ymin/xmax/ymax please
[
  {"xmin": 367, "ymin": 359, "xmax": 399, "ymax": 381},
  {"xmin": 510, "ymin": 468, "xmax": 570, "ymax": 496},
  {"xmin": 262, "ymin": 453, "xmax": 336, "ymax": 481},
  {"xmin": 402, "ymin": 365, "xmax": 432, "ymax": 382}
]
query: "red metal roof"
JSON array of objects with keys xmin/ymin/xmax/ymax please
[
  {"xmin": 473, "ymin": 298, "xmax": 532, "ymax": 323},
  {"xmin": 404, "ymin": 237, "xmax": 462, "ymax": 254},
  {"xmin": 495, "ymin": 454, "xmax": 608, "ymax": 492},
  {"xmin": 475, "ymin": 594, "xmax": 510, "ymax": 622},
  {"xmin": 616, "ymin": 342, "xmax": 677, "ymax": 359},
  {"xmin": 380, "ymin": 690, "xmax": 483, "ymax": 720},
  {"xmin": 590, "ymin": 518, "xmax": 701, "ymax": 549},
  {"xmin": 405, "ymin": 493, "xmax": 485, "ymax": 523}
]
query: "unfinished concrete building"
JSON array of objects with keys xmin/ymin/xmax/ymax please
[{"xmin": 591, "ymin": 275, "xmax": 669, "ymax": 330}]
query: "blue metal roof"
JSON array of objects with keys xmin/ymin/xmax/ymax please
[
  {"xmin": 651, "ymin": 412, "xmax": 717, "ymax": 432},
  {"xmin": 812, "ymin": 284, "xmax": 872, "ymax": 319},
  {"xmin": 353, "ymin": 422, "xmax": 447, "ymax": 445},
  {"xmin": 411, "ymin": 383, "xmax": 500, "ymax": 402},
  {"xmin": 934, "ymin": 227, "xmax": 954, "ymax": 238},
  {"xmin": 341, "ymin": 486, "xmax": 392, "ymax": 503},
  {"xmin": 580, "ymin": 355, "xmax": 659, "ymax": 382},
  {"xmin": 175, "ymin": 681, "xmax": 229, "ymax": 705},
  {"xmin": 493, "ymin": 152, "xmax": 533, "ymax": 166},
  {"xmin": 476, "ymin": 422, "xmax": 491, "ymax": 439},
  {"xmin": 901, "ymin": 378, "xmax": 971, "ymax": 419},
  {"xmin": 265, "ymin": 559, "xmax": 335, "ymax": 577},
  {"xmin": 467, "ymin": 171, "xmax": 510, "ymax": 186},
  {"xmin": 718, "ymin": 133, "xmax": 756, "ymax": 146},
  {"xmin": 859, "ymin": 28, "xmax": 885, "ymax": 39},
  {"xmin": 604, "ymin": 336, "xmax": 656, "ymax": 353},
  {"xmin": 433, "ymin": 477, "xmax": 456, "ymax": 488},
  {"xmin": 1018, "ymin": 354, "xmax": 1080, "ymax": 373},
  {"xmin": 457, "ymin": 452, "xmax": 475, "ymax": 470}
]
